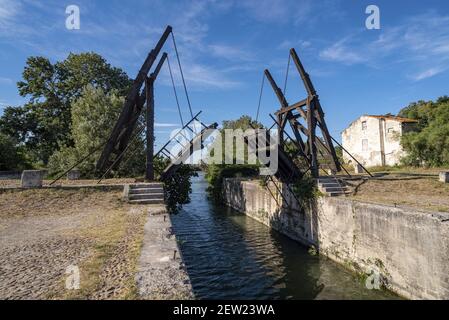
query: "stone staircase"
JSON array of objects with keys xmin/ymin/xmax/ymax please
[
  {"xmin": 124, "ymin": 183, "xmax": 165, "ymax": 204},
  {"xmin": 317, "ymin": 176, "xmax": 350, "ymax": 197}
]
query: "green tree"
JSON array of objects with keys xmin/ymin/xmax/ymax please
[
  {"xmin": 0, "ymin": 133, "xmax": 30, "ymax": 171},
  {"xmin": 0, "ymin": 53, "xmax": 131, "ymax": 165},
  {"xmin": 399, "ymin": 96, "xmax": 449, "ymax": 167},
  {"xmin": 47, "ymin": 85, "xmax": 145, "ymax": 178},
  {"xmin": 205, "ymin": 115, "xmax": 263, "ymax": 201},
  {"xmin": 222, "ymin": 115, "xmax": 263, "ymax": 131}
]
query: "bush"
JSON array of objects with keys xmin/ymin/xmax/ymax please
[
  {"xmin": 164, "ymin": 165, "xmax": 198, "ymax": 213},
  {"xmin": 205, "ymin": 164, "xmax": 260, "ymax": 201},
  {"xmin": 291, "ymin": 173, "xmax": 321, "ymax": 204}
]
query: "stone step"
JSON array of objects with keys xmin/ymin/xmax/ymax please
[
  {"xmin": 328, "ymin": 191, "xmax": 349, "ymax": 197},
  {"xmin": 318, "ymin": 182, "xmax": 341, "ymax": 188},
  {"xmin": 129, "ymin": 198, "xmax": 165, "ymax": 205},
  {"xmin": 321, "ymin": 186, "xmax": 348, "ymax": 192},
  {"xmin": 317, "ymin": 179, "xmax": 338, "ymax": 183},
  {"xmin": 129, "ymin": 193, "xmax": 165, "ymax": 200},
  {"xmin": 130, "ymin": 187, "xmax": 164, "ymax": 194},
  {"xmin": 129, "ymin": 183, "xmax": 164, "ymax": 189}
]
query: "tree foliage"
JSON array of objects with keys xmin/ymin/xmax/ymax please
[
  {"xmin": 222, "ymin": 115, "xmax": 263, "ymax": 131},
  {"xmin": 205, "ymin": 115, "xmax": 263, "ymax": 201},
  {"xmin": 399, "ymin": 96, "xmax": 449, "ymax": 167},
  {"xmin": 0, "ymin": 53, "xmax": 131, "ymax": 165},
  {"xmin": 164, "ymin": 165, "xmax": 198, "ymax": 213},
  {"xmin": 47, "ymin": 85, "xmax": 145, "ymax": 178},
  {"xmin": 0, "ymin": 133, "xmax": 31, "ymax": 171}
]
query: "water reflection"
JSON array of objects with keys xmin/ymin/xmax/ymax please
[{"xmin": 171, "ymin": 174, "xmax": 398, "ymax": 300}]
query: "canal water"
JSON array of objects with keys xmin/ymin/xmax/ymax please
[{"xmin": 171, "ymin": 174, "xmax": 397, "ymax": 300}]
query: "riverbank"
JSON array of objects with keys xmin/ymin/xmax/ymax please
[
  {"xmin": 222, "ymin": 178, "xmax": 449, "ymax": 300},
  {"xmin": 0, "ymin": 187, "xmax": 196, "ymax": 300},
  {"xmin": 136, "ymin": 208, "xmax": 193, "ymax": 299}
]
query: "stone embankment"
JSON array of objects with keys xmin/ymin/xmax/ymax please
[{"xmin": 222, "ymin": 178, "xmax": 449, "ymax": 300}]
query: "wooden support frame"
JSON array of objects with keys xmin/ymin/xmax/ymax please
[
  {"xmin": 145, "ymin": 52, "xmax": 167, "ymax": 181},
  {"xmin": 265, "ymin": 48, "xmax": 342, "ymax": 178},
  {"xmin": 96, "ymin": 26, "xmax": 172, "ymax": 173}
]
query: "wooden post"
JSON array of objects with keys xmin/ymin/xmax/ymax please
[
  {"xmin": 145, "ymin": 77, "xmax": 155, "ymax": 181},
  {"xmin": 308, "ymin": 99, "xmax": 318, "ymax": 178}
]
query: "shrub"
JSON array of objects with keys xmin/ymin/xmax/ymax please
[{"xmin": 205, "ymin": 164, "xmax": 260, "ymax": 201}]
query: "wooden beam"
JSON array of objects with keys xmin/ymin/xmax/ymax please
[
  {"xmin": 307, "ymin": 98, "xmax": 318, "ymax": 177},
  {"xmin": 264, "ymin": 69, "xmax": 308, "ymax": 160},
  {"xmin": 97, "ymin": 26, "xmax": 172, "ymax": 173},
  {"xmin": 145, "ymin": 77, "xmax": 155, "ymax": 181},
  {"xmin": 274, "ymin": 98, "xmax": 308, "ymax": 116},
  {"xmin": 150, "ymin": 52, "xmax": 168, "ymax": 79},
  {"xmin": 290, "ymin": 48, "xmax": 316, "ymax": 96}
]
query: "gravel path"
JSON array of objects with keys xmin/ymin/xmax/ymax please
[
  {"xmin": 0, "ymin": 212, "xmax": 94, "ymax": 299},
  {"xmin": 136, "ymin": 208, "xmax": 194, "ymax": 300},
  {"xmin": 0, "ymin": 189, "xmax": 148, "ymax": 300}
]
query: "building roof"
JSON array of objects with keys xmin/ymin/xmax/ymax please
[
  {"xmin": 365, "ymin": 115, "xmax": 418, "ymax": 123},
  {"xmin": 341, "ymin": 114, "xmax": 418, "ymax": 134}
]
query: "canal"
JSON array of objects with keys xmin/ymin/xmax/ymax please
[{"xmin": 171, "ymin": 173, "xmax": 397, "ymax": 300}]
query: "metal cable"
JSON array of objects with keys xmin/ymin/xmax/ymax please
[
  {"xmin": 255, "ymin": 72, "xmax": 265, "ymax": 122},
  {"xmin": 166, "ymin": 55, "xmax": 184, "ymax": 127},
  {"xmin": 283, "ymin": 53, "xmax": 291, "ymax": 96},
  {"xmin": 171, "ymin": 32, "xmax": 194, "ymax": 120},
  {"xmin": 113, "ymin": 136, "xmax": 147, "ymax": 178},
  {"xmin": 97, "ymin": 125, "xmax": 146, "ymax": 183}
]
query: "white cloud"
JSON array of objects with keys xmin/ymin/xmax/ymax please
[
  {"xmin": 411, "ymin": 67, "xmax": 445, "ymax": 81},
  {"xmin": 239, "ymin": 0, "xmax": 313, "ymax": 24},
  {"xmin": 319, "ymin": 12, "xmax": 449, "ymax": 80},
  {"xmin": 181, "ymin": 63, "xmax": 242, "ymax": 89},
  {"xmin": 208, "ymin": 44, "xmax": 254, "ymax": 61},
  {"xmin": 319, "ymin": 39, "xmax": 366, "ymax": 64},
  {"xmin": 0, "ymin": 0, "xmax": 20, "ymax": 20},
  {"xmin": 278, "ymin": 39, "xmax": 311, "ymax": 51},
  {"xmin": 155, "ymin": 123, "xmax": 179, "ymax": 127},
  {"xmin": 0, "ymin": 77, "xmax": 13, "ymax": 84}
]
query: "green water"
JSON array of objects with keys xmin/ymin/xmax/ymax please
[{"xmin": 171, "ymin": 174, "xmax": 398, "ymax": 300}]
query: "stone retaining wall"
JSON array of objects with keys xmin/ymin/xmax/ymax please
[{"xmin": 222, "ymin": 178, "xmax": 449, "ymax": 300}]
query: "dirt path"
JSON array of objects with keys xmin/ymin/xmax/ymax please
[
  {"xmin": 347, "ymin": 173, "xmax": 449, "ymax": 212},
  {"xmin": 0, "ymin": 189, "xmax": 148, "ymax": 300}
]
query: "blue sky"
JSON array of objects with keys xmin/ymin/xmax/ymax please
[{"xmin": 1, "ymin": 0, "xmax": 449, "ymax": 148}]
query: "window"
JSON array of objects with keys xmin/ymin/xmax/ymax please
[
  {"xmin": 362, "ymin": 139, "xmax": 368, "ymax": 151},
  {"xmin": 362, "ymin": 121, "xmax": 367, "ymax": 130},
  {"xmin": 387, "ymin": 128, "xmax": 394, "ymax": 134}
]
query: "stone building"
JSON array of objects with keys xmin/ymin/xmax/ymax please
[{"xmin": 341, "ymin": 115, "xmax": 417, "ymax": 167}]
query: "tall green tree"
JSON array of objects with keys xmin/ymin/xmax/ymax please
[
  {"xmin": 399, "ymin": 96, "xmax": 449, "ymax": 167},
  {"xmin": 0, "ymin": 133, "xmax": 30, "ymax": 171},
  {"xmin": 0, "ymin": 53, "xmax": 132, "ymax": 165},
  {"xmin": 47, "ymin": 85, "xmax": 145, "ymax": 178}
]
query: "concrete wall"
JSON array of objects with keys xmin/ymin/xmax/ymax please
[
  {"xmin": 318, "ymin": 198, "xmax": 449, "ymax": 300},
  {"xmin": 222, "ymin": 178, "xmax": 449, "ymax": 300},
  {"xmin": 222, "ymin": 178, "xmax": 318, "ymax": 246},
  {"xmin": 342, "ymin": 116, "xmax": 411, "ymax": 167}
]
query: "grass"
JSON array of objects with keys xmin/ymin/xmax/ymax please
[
  {"xmin": 340, "ymin": 164, "xmax": 447, "ymax": 175},
  {"xmin": 61, "ymin": 206, "xmax": 147, "ymax": 300},
  {"xmin": 348, "ymin": 172, "xmax": 449, "ymax": 213}
]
